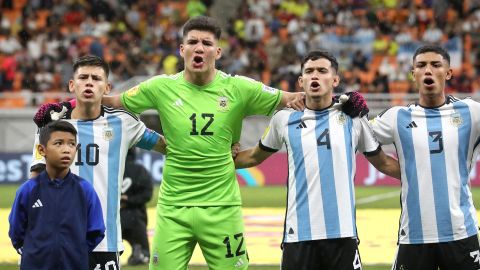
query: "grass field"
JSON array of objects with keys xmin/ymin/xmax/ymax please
[{"xmin": 2, "ymin": 185, "xmax": 479, "ymax": 269}]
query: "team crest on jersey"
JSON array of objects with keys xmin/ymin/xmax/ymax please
[
  {"xmin": 218, "ymin": 96, "xmax": 229, "ymax": 112},
  {"xmin": 103, "ymin": 126, "xmax": 113, "ymax": 141},
  {"xmin": 337, "ymin": 113, "xmax": 347, "ymax": 125},
  {"xmin": 450, "ymin": 112, "xmax": 463, "ymax": 127},
  {"xmin": 126, "ymin": 85, "xmax": 140, "ymax": 97}
]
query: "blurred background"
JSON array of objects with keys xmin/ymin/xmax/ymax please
[{"xmin": 1, "ymin": 0, "xmax": 480, "ymax": 269}]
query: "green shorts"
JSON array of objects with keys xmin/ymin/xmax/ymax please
[{"xmin": 150, "ymin": 204, "xmax": 248, "ymax": 270}]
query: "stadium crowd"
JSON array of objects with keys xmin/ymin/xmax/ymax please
[{"xmin": 0, "ymin": 0, "xmax": 480, "ymax": 107}]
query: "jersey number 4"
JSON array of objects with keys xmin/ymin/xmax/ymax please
[{"xmin": 190, "ymin": 113, "xmax": 214, "ymax": 136}]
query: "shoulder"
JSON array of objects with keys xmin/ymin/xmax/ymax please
[
  {"xmin": 447, "ymin": 95, "xmax": 479, "ymax": 107},
  {"xmin": 376, "ymin": 105, "xmax": 404, "ymax": 118},
  {"xmin": 102, "ymin": 105, "xmax": 140, "ymax": 121},
  {"xmin": 143, "ymin": 73, "xmax": 182, "ymax": 84},
  {"xmin": 75, "ymin": 175, "xmax": 96, "ymax": 193}
]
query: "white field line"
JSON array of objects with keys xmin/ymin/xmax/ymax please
[{"xmin": 357, "ymin": 190, "xmax": 399, "ymax": 205}]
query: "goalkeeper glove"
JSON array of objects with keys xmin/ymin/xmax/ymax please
[
  {"xmin": 33, "ymin": 99, "xmax": 76, "ymax": 127},
  {"xmin": 333, "ymin": 91, "xmax": 369, "ymax": 118}
]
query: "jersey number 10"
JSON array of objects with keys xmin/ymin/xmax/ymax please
[{"xmin": 75, "ymin": 143, "xmax": 100, "ymax": 166}]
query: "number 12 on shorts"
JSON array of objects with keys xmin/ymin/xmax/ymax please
[{"xmin": 223, "ymin": 233, "xmax": 246, "ymax": 258}]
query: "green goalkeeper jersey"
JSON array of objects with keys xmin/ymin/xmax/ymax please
[{"xmin": 121, "ymin": 70, "xmax": 282, "ymax": 206}]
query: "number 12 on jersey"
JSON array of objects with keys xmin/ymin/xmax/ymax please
[{"xmin": 190, "ymin": 113, "xmax": 214, "ymax": 136}]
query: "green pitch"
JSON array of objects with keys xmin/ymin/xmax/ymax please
[{"xmin": 2, "ymin": 185, "xmax": 480, "ymax": 270}]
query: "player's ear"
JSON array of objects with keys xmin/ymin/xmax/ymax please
[
  {"xmin": 445, "ymin": 67, "xmax": 453, "ymax": 81},
  {"xmin": 179, "ymin": 44, "xmax": 185, "ymax": 57},
  {"xmin": 37, "ymin": 144, "xmax": 46, "ymax": 157},
  {"xmin": 104, "ymin": 82, "xmax": 112, "ymax": 95},
  {"xmin": 68, "ymin": 79, "xmax": 75, "ymax": 93},
  {"xmin": 215, "ymin": 47, "xmax": 222, "ymax": 60},
  {"xmin": 298, "ymin": 75, "xmax": 303, "ymax": 88},
  {"xmin": 332, "ymin": 74, "xmax": 340, "ymax": 87}
]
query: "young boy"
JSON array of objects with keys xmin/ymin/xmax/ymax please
[{"xmin": 8, "ymin": 120, "xmax": 105, "ymax": 270}]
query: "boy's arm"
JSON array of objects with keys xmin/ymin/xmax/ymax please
[
  {"xmin": 8, "ymin": 186, "xmax": 29, "ymax": 254},
  {"xmin": 365, "ymin": 150, "xmax": 401, "ymax": 180},
  {"xmin": 234, "ymin": 144, "xmax": 275, "ymax": 169}
]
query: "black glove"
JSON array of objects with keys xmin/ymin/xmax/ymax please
[
  {"xmin": 33, "ymin": 100, "xmax": 75, "ymax": 127},
  {"xmin": 334, "ymin": 91, "xmax": 369, "ymax": 118}
]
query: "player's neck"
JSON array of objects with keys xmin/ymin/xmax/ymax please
[
  {"xmin": 184, "ymin": 69, "xmax": 216, "ymax": 86},
  {"xmin": 71, "ymin": 103, "xmax": 102, "ymax": 120},
  {"xmin": 418, "ymin": 93, "xmax": 446, "ymax": 108},
  {"xmin": 306, "ymin": 95, "xmax": 332, "ymax": 110},
  {"xmin": 45, "ymin": 166, "xmax": 69, "ymax": 181}
]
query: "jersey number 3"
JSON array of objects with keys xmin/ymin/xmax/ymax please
[{"xmin": 190, "ymin": 113, "xmax": 214, "ymax": 136}]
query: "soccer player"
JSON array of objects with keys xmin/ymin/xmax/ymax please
[
  {"xmin": 370, "ymin": 45, "xmax": 480, "ymax": 269},
  {"xmin": 97, "ymin": 15, "xmax": 311, "ymax": 270},
  {"xmin": 234, "ymin": 51, "xmax": 401, "ymax": 270},
  {"xmin": 9, "ymin": 120, "xmax": 105, "ymax": 270},
  {"xmin": 30, "ymin": 55, "xmax": 166, "ymax": 270}
]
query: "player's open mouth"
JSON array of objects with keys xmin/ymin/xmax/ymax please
[
  {"xmin": 83, "ymin": 89, "xmax": 94, "ymax": 98},
  {"xmin": 423, "ymin": 78, "xmax": 435, "ymax": 87},
  {"xmin": 193, "ymin": 56, "xmax": 204, "ymax": 68},
  {"xmin": 310, "ymin": 81, "xmax": 320, "ymax": 90}
]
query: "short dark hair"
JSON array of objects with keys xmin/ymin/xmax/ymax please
[
  {"xmin": 39, "ymin": 121, "xmax": 77, "ymax": 146},
  {"xmin": 182, "ymin": 16, "xmax": 221, "ymax": 39},
  {"xmin": 73, "ymin": 55, "xmax": 110, "ymax": 77},
  {"xmin": 301, "ymin": 51, "xmax": 339, "ymax": 73},
  {"xmin": 413, "ymin": 45, "xmax": 450, "ymax": 65}
]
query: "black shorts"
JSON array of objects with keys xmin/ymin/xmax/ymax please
[
  {"xmin": 281, "ymin": 238, "xmax": 362, "ymax": 270},
  {"xmin": 89, "ymin": 251, "xmax": 121, "ymax": 270},
  {"xmin": 393, "ymin": 234, "xmax": 480, "ymax": 270}
]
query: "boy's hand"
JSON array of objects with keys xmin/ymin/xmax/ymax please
[
  {"xmin": 334, "ymin": 91, "xmax": 369, "ymax": 118},
  {"xmin": 33, "ymin": 99, "xmax": 76, "ymax": 127}
]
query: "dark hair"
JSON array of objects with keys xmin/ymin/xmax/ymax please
[
  {"xmin": 182, "ymin": 16, "xmax": 221, "ymax": 39},
  {"xmin": 39, "ymin": 121, "xmax": 77, "ymax": 146},
  {"xmin": 73, "ymin": 55, "xmax": 110, "ymax": 77},
  {"xmin": 301, "ymin": 51, "xmax": 339, "ymax": 73},
  {"xmin": 413, "ymin": 45, "xmax": 450, "ymax": 65}
]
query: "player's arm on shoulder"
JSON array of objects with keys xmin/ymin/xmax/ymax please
[
  {"xmin": 365, "ymin": 149, "xmax": 401, "ymax": 180},
  {"xmin": 102, "ymin": 94, "xmax": 124, "ymax": 109},
  {"xmin": 234, "ymin": 143, "xmax": 276, "ymax": 169},
  {"xmin": 278, "ymin": 91, "xmax": 306, "ymax": 111}
]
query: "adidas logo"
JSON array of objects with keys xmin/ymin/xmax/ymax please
[
  {"xmin": 406, "ymin": 121, "xmax": 417, "ymax": 128},
  {"xmin": 173, "ymin": 99, "xmax": 183, "ymax": 107},
  {"xmin": 296, "ymin": 121, "xmax": 307, "ymax": 129},
  {"xmin": 288, "ymin": 227, "xmax": 295, "ymax": 234},
  {"xmin": 235, "ymin": 258, "xmax": 245, "ymax": 268},
  {"xmin": 32, "ymin": 199, "xmax": 43, "ymax": 208}
]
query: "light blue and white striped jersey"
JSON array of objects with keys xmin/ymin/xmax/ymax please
[
  {"xmin": 371, "ymin": 96, "xmax": 479, "ymax": 244},
  {"xmin": 31, "ymin": 106, "xmax": 148, "ymax": 252},
  {"xmin": 261, "ymin": 106, "xmax": 379, "ymax": 243}
]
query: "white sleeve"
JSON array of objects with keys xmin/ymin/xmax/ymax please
[
  {"xmin": 259, "ymin": 111, "xmax": 286, "ymax": 151},
  {"xmin": 371, "ymin": 107, "xmax": 397, "ymax": 145},
  {"xmin": 122, "ymin": 113, "xmax": 147, "ymax": 149},
  {"xmin": 30, "ymin": 128, "xmax": 46, "ymax": 170},
  {"xmin": 355, "ymin": 116, "xmax": 380, "ymax": 154}
]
